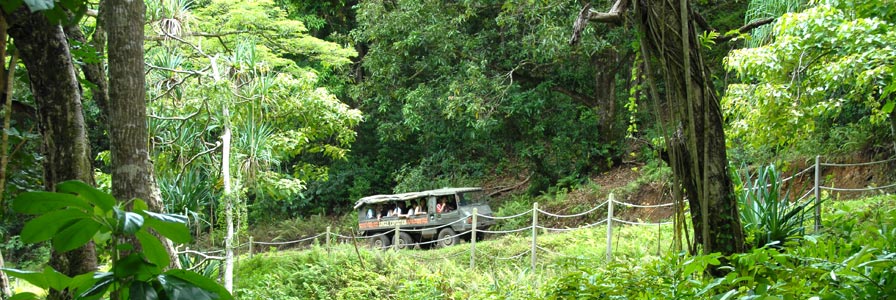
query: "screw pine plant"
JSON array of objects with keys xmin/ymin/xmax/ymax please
[
  {"xmin": 2, "ymin": 181, "xmax": 232, "ymax": 300},
  {"xmin": 734, "ymin": 164, "xmax": 816, "ymax": 249}
]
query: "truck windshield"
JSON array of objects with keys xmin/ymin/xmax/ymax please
[{"xmin": 457, "ymin": 191, "xmax": 486, "ymax": 206}]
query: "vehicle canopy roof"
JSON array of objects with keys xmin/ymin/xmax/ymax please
[{"xmin": 353, "ymin": 187, "xmax": 482, "ymax": 209}]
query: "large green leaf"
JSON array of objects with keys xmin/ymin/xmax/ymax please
[
  {"xmin": 115, "ymin": 207, "xmax": 145, "ymax": 234},
  {"xmin": 69, "ymin": 273, "xmax": 100, "ymax": 300},
  {"xmin": 0, "ymin": 0, "xmax": 24, "ymax": 14},
  {"xmin": 79, "ymin": 273, "xmax": 114, "ymax": 299},
  {"xmin": 163, "ymin": 270, "xmax": 233, "ymax": 300},
  {"xmin": 113, "ymin": 253, "xmax": 161, "ymax": 282},
  {"xmin": 1, "ymin": 267, "xmax": 72, "ymax": 291},
  {"xmin": 52, "ymin": 218, "xmax": 102, "ymax": 252},
  {"xmin": 158, "ymin": 270, "xmax": 233, "ymax": 300},
  {"xmin": 143, "ymin": 211, "xmax": 192, "ymax": 244},
  {"xmin": 136, "ymin": 230, "xmax": 171, "ymax": 268},
  {"xmin": 12, "ymin": 192, "xmax": 91, "ymax": 214},
  {"xmin": 41, "ymin": 266, "xmax": 73, "ymax": 291},
  {"xmin": 130, "ymin": 281, "xmax": 160, "ymax": 300},
  {"xmin": 57, "ymin": 180, "xmax": 115, "ymax": 212},
  {"xmin": 2, "ymin": 269, "xmax": 48, "ymax": 289},
  {"xmin": 20, "ymin": 208, "xmax": 90, "ymax": 243},
  {"xmin": 9, "ymin": 292, "xmax": 39, "ymax": 300}
]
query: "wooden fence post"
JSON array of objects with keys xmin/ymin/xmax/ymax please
[
  {"xmin": 606, "ymin": 193, "xmax": 614, "ymax": 262},
  {"xmin": 531, "ymin": 202, "xmax": 538, "ymax": 270},
  {"xmin": 248, "ymin": 236, "xmax": 254, "ymax": 258},
  {"xmin": 814, "ymin": 155, "xmax": 821, "ymax": 231},
  {"xmin": 470, "ymin": 208, "xmax": 478, "ymax": 269},
  {"xmin": 393, "ymin": 224, "xmax": 400, "ymax": 251},
  {"xmin": 326, "ymin": 226, "xmax": 331, "ymax": 255}
]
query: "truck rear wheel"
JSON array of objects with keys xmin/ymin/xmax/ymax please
[
  {"xmin": 396, "ymin": 232, "xmax": 414, "ymax": 250},
  {"xmin": 436, "ymin": 228, "xmax": 459, "ymax": 248},
  {"xmin": 369, "ymin": 234, "xmax": 390, "ymax": 250}
]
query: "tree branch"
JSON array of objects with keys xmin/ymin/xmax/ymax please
[
  {"xmin": 715, "ymin": 17, "xmax": 776, "ymax": 43},
  {"xmin": 570, "ymin": 0, "xmax": 630, "ymax": 45}
]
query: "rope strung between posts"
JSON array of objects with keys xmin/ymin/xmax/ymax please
[
  {"xmin": 611, "ymin": 218, "xmax": 673, "ymax": 226},
  {"xmin": 251, "ymin": 232, "xmax": 326, "ymax": 246},
  {"xmin": 479, "ymin": 225, "xmax": 534, "ymax": 234},
  {"xmin": 746, "ymin": 165, "xmax": 817, "ymax": 190},
  {"xmin": 820, "ymin": 156, "xmax": 896, "ymax": 167},
  {"xmin": 819, "ymin": 182, "xmax": 896, "ymax": 192},
  {"xmin": 476, "ymin": 209, "xmax": 534, "ymax": 220},
  {"xmin": 611, "ymin": 199, "xmax": 673, "ymax": 208},
  {"xmin": 177, "ymin": 249, "xmax": 225, "ymax": 260},
  {"xmin": 536, "ymin": 200, "xmax": 609, "ymax": 218},
  {"xmin": 534, "ymin": 218, "xmax": 608, "ymax": 232}
]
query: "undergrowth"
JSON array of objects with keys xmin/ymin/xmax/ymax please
[{"xmin": 235, "ymin": 196, "xmax": 895, "ymax": 299}]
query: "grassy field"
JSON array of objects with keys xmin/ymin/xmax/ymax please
[{"xmin": 234, "ymin": 195, "xmax": 896, "ymax": 299}]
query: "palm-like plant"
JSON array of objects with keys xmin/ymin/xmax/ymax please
[
  {"xmin": 744, "ymin": 0, "xmax": 806, "ymax": 47},
  {"xmin": 735, "ymin": 164, "xmax": 816, "ymax": 249}
]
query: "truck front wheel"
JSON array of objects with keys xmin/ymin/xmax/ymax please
[{"xmin": 436, "ymin": 228, "xmax": 459, "ymax": 248}]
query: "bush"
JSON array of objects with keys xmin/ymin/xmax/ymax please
[{"xmin": 734, "ymin": 164, "xmax": 816, "ymax": 249}]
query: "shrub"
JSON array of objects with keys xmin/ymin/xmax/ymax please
[{"xmin": 734, "ymin": 164, "xmax": 816, "ymax": 249}]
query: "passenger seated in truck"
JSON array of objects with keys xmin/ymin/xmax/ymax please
[
  {"xmin": 414, "ymin": 200, "xmax": 426, "ymax": 215},
  {"xmin": 392, "ymin": 204, "xmax": 403, "ymax": 217},
  {"xmin": 436, "ymin": 198, "xmax": 451, "ymax": 213},
  {"xmin": 366, "ymin": 207, "xmax": 374, "ymax": 219}
]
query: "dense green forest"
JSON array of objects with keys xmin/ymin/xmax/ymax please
[{"xmin": 0, "ymin": 0, "xmax": 894, "ymax": 299}]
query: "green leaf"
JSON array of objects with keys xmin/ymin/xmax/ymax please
[
  {"xmin": 52, "ymin": 218, "xmax": 102, "ymax": 252},
  {"xmin": 9, "ymin": 292, "xmax": 40, "ymax": 300},
  {"xmin": 41, "ymin": 266, "xmax": 73, "ymax": 291},
  {"xmin": 133, "ymin": 198, "xmax": 150, "ymax": 212},
  {"xmin": 20, "ymin": 208, "xmax": 90, "ymax": 243},
  {"xmin": 136, "ymin": 230, "xmax": 171, "ymax": 268},
  {"xmin": 130, "ymin": 281, "xmax": 160, "ymax": 300},
  {"xmin": 882, "ymin": 100, "xmax": 894, "ymax": 114},
  {"xmin": 2, "ymin": 269, "xmax": 48, "ymax": 289},
  {"xmin": 79, "ymin": 273, "xmax": 114, "ymax": 299},
  {"xmin": 57, "ymin": 180, "xmax": 115, "ymax": 212},
  {"xmin": 23, "ymin": 0, "xmax": 53, "ymax": 11},
  {"xmin": 113, "ymin": 253, "xmax": 161, "ymax": 281},
  {"xmin": 161, "ymin": 269, "xmax": 233, "ymax": 300},
  {"xmin": 12, "ymin": 191, "xmax": 91, "ymax": 214},
  {"xmin": 69, "ymin": 273, "xmax": 100, "ymax": 300},
  {"xmin": 142, "ymin": 211, "xmax": 192, "ymax": 244},
  {"xmin": 115, "ymin": 207, "xmax": 145, "ymax": 234},
  {"xmin": 0, "ymin": 0, "xmax": 24, "ymax": 14}
]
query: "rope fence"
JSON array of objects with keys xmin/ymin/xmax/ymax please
[{"xmin": 191, "ymin": 155, "xmax": 894, "ymax": 277}]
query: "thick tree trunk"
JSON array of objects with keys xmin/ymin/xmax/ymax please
[
  {"xmin": 4, "ymin": 8, "xmax": 98, "ymax": 300},
  {"xmin": 634, "ymin": 0, "xmax": 744, "ymax": 255},
  {"xmin": 102, "ymin": 0, "xmax": 180, "ymax": 269},
  {"xmin": 593, "ymin": 49, "xmax": 618, "ymax": 148}
]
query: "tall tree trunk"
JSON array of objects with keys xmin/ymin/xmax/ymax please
[
  {"xmin": 0, "ymin": 17, "xmax": 15, "ymax": 299},
  {"xmin": 4, "ymin": 8, "xmax": 98, "ymax": 300},
  {"xmin": 634, "ymin": 0, "xmax": 744, "ymax": 255},
  {"xmin": 222, "ymin": 106, "xmax": 234, "ymax": 292},
  {"xmin": 593, "ymin": 49, "xmax": 618, "ymax": 149},
  {"xmin": 102, "ymin": 0, "xmax": 180, "ymax": 269}
]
